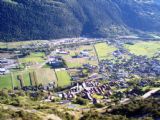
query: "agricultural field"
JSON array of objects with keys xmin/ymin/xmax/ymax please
[
  {"xmin": 0, "ymin": 68, "xmax": 58, "ymax": 89},
  {"xmin": 0, "ymin": 71, "xmax": 31, "ymax": 89},
  {"xmin": 62, "ymin": 45, "xmax": 98, "ymax": 68},
  {"xmin": 94, "ymin": 42, "xmax": 117, "ymax": 60},
  {"xmin": 64, "ymin": 57, "xmax": 87, "ymax": 68},
  {"xmin": 12, "ymin": 70, "xmax": 31, "ymax": 88},
  {"xmin": 19, "ymin": 52, "xmax": 45, "ymax": 63},
  {"xmin": 33, "ymin": 68, "xmax": 57, "ymax": 86},
  {"xmin": 55, "ymin": 69, "xmax": 71, "ymax": 87},
  {"xmin": 124, "ymin": 41, "xmax": 160, "ymax": 57},
  {"xmin": 0, "ymin": 52, "xmax": 16, "ymax": 59},
  {"xmin": 0, "ymin": 74, "xmax": 12, "ymax": 89}
]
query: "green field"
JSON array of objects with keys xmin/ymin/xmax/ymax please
[
  {"xmin": 92, "ymin": 94, "xmax": 103, "ymax": 99},
  {"xmin": 0, "ymin": 68, "xmax": 58, "ymax": 89},
  {"xmin": 124, "ymin": 41, "xmax": 160, "ymax": 57},
  {"xmin": 19, "ymin": 52, "xmax": 45, "ymax": 63},
  {"xmin": 0, "ymin": 74, "xmax": 12, "ymax": 89},
  {"xmin": 94, "ymin": 42, "xmax": 117, "ymax": 60},
  {"xmin": 56, "ymin": 70, "xmax": 71, "ymax": 87},
  {"xmin": 12, "ymin": 71, "xmax": 31, "ymax": 88},
  {"xmin": 0, "ymin": 72, "xmax": 31, "ymax": 89}
]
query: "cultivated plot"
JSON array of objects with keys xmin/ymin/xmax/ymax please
[
  {"xmin": 55, "ymin": 69, "xmax": 71, "ymax": 87},
  {"xmin": 62, "ymin": 45, "xmax": 98, "ymax": 68},
  {"xmin": 19, "ymin": 52, "xmax": 45, "ymax": 63},
  {"xmin": 94, "ymin": 42, "xmax": 117, "ymax": 60},
  {"xmin": 124, "ymin": 41, "xmax": 160, "ymax": 57}
]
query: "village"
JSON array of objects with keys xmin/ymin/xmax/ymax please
[
  {"xmin": 0, "ymin": 38, "xmax": 160, "ymax": 107},
  {"xmin": 57, "ymin": 55, "xmax": 160, "ymax": 104}
]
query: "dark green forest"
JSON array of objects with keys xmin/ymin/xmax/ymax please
[{"xmin": 1, "ymin": 0, "xmax": 160, "ymax": 41}]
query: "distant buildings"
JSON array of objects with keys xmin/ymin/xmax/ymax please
[
  {"xmin": 79, "ymin": 51, "xmax": 89, "ymax": 57},
  {"xmin": 55, "ymin": 49, "xmax": 69, "ymax": 55},
  {"xmin": 0, "ymin": 68, "xmax": 8, "ymax": 75},
  {"xmin": 0, "ymin": 58, "xmax": 17, "ymax": 74},
  {"xmin": 48, "ymin": 56, "xmax": 65, "ymax": 68}
]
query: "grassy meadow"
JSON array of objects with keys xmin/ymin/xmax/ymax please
[
  {"xmin": 0, "ymin": 74, "xmax": 13, "ymax": 89},
  {"xmin": 56, "ymin": 70, "xmax": 71, "ymax": 87},
  {"xmin": 0, "ymin": 70, "xmax": 32, "ymax": 89},
  {"xmin": 94, "ymin": 42, "xmax": 117, "ymax": 60},
  {"xmin": 124, "ymin": 41, "xmax": 160, "ymax": 57},
  {"xmin": 19, "ymin": 52, "xmax": 45, "ymax": 63},
  {"xmin": 0, "ymin": 68, "xmax": 58, "ymax": 89}
]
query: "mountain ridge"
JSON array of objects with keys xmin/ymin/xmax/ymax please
[{"xmin": 0, "ymin": 0, "xmax": 160, "ymax": 41}]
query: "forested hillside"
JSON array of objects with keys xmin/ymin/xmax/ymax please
[{"xmin": 0, "ymin": 0, "xmax": 160, "ymax": 41}]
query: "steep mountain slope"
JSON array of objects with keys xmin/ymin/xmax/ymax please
[
  {"xmin": 115, "ymin": 0, "xmax": 160, "ymax": 32},
  {"xmin": 0, "ymin": 0, "xmax": 160, "ymax": 41}
]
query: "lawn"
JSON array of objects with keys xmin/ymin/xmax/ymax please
[
  {"xmin": 19, "ymin": 52, "xmax": 45, "ymax": 63},
  {"xmin": 0, "ymin": 74, "xmax": 12, "ymax": 89},
  {"xmin": 56, "ymin": 70, "xmax": 71, "ymax": 87},
  {"xmin": 94, "ymin": 42, "xmax": 117, "ymax": 60},
  {"xmin": 124, "ymin": 41, "xmax": 160, "ymax": 57}
]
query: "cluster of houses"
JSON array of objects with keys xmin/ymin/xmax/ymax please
[
  {"xmin": 21, "ymin": 41, "xmax": 50, "ymax": 50},
  {"xmin": 83, "ymin": 64, "xmax": 98, "ymax": 73},
  {"xmin": 99, "ymin": 55, "xmax": 160, "ymax": 81},
  {"xmin": 55, "ymin": 49, "xmax": 69, "ymax": 55},
  {"xmin": 58, "ymin": 80, "xmax": 112, "ymax": 103},
  {"xmin": 20, "ymin": 82, "xmax": 56, "ymax": 92},
  {"xmin": 72, "ymin": 50, "xmax": 90, "ymax": 58},
  {"xmin": 0, "ymin": 58, "xmax": 17, "ymax": 75},
  {"xmin": 50, "ymin": 38, "xmax": 97, "ymax": 47},
  {"xmin": 0, "ymin": 68, "xmax": 8, "ymax": 75},
  {"xmin": 99, "ymin": 54, "xmax": 160, "ymax": 90},
  {"xmin": 47, "ymin": 56, "xmax": 65, "ymax": 68},
  {"xmin": 57, "ymin": 52, "xmax": 160, "ymax": 103}
]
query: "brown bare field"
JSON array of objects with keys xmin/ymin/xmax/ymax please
[
  {"xmin": 0, "ymin": 53, "xmax": 16, "ymax": 59},
  {"xmin": 34, "ymin": 68, "xmax": 57, "ymax": 86}
]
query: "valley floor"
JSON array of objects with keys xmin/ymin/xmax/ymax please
[{"xmin": 0, "ymin": 38, "xmax": 160, "ymax": 120}]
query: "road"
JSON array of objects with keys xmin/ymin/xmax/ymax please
[{"xmin": 142, "ymin": 88, "xmax": 160, "ymax": 99}]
